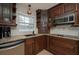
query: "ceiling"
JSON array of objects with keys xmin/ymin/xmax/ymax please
[
  {"xmin": 17, "ymin": 3, "xmax": 58, "ymax": 15},
  {"xmin": 25, "ymin": 3, "xmax": 58, "ymax": 10},
  {"xmin": 17, "ymin": 3, "xmax": 58, "ymax": 10}
]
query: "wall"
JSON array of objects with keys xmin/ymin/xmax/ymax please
[
  {"xmin": 50, "ymin": 25, "xmax": 79, "ymax": 36},
  {"xmin": 11, "ymin": 4, "xmax": 38, "ymax": 36}
]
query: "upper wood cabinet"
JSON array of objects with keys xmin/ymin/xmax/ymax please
[
  {"xmin": 59, "ymin": 4, "xmax": 64, "ymax": 16},
  {"xmin": 64, "ymin": 3, "xmax": 77, "ymax": 13},
  {"xmin": 0, "ymin": 3, "xmax": 16, "ymax": 26},
  {"xmin": 0, "ymin": 4, "xmax": 3, "ymax": 25},
  {"xmin": 2, "ymin": 4, "xmax": 12, "ymax": 25},
  {"xmin": 36, "ymin": 9, "xmax": 49, "ymax": 34},
  {"xmin": 48, "ymin": 4, "xmax": 64, "ymax": 18},
  {"xmin": 48, "ymin": 3, "xmax": 79, "ymax": 27}
]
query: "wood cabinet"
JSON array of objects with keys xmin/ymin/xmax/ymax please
[
  {"xmin": 48, "ymin": 36, "xmax": 78, "ymax": 55},
  {"xmin": 11, "ymin": 3, "xmax": 16, "ymax": 26},
  {"xmin": 48, "ymin": 3, "xmax": 79, "ymax": 27},
  {"xmin": 24, "ymin": 35, "xmax": 45, "ymax": 55},
  {"xmin": 59, "ymin": 4, "xmax": 64, "ymax": 16},
  {"xmin": 36, "ymin": 9, "xmax": 49, "ymax": 34},
  {"xmin": 24, "ymin": 35, "xmax": 79, "ymax": 55},
  {"xmin": 64, "ymin": 3, "xmax": 76, "ymax": 13},
  {"xmin": 0, "ymin": 3, "xmax": 16, "ymax": 26},
  {"xmin": 45, "ymin": 35, "xmax": 50, "ymax": 50},
  {"xmin": 24, "ymin": 38, "xmax": 35, "ymax": 55},
  {"xmin": 48, "ymin": 4, "xmax": 64, "ymax": 28},
  {"xmin": 48, "ymin": 3, "xmax": 77, "ymax": 18},
  {"xmin": 0, "ymin": 4, "xmax": 3, "ymax": 25},
  {"xmin": 52, "ymin": 7, "xmax": 60, "ymax": 18},
  {"xmin": 34, "ymin": 36, "xmax": 44, "ymax": 54}
]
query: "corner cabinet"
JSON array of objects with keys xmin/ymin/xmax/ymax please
[
  {"xmin": 36, "ymin": 9, "xmax": 49, "ymax": 34},
  {"xmin": 0, "ymin": 3, "xmax": 16, "ymax": 26},
  {"xmin": 24, "ymin": 35, "xmax": 79, "ymax": 55}
]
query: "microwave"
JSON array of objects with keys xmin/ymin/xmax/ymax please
[{"xmin": 53, "ymin": 13, "xmax": 75, "ymax": 25}]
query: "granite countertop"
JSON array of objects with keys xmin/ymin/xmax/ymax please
[
  {"xmin": 0, "ymin": 34, "xmax": 79, "ymax": 44},
  {"xmin": 49, "ymin": 34, "xmax": 79, "ymax": 40},
  {"xmin": 0, "ymin": 34, "xmax": 44, "ymax": 44}
]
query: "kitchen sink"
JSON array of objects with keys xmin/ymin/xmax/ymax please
[{"xmin": 24, "ymin": 34, "xmax": 36, "ymax": 36}]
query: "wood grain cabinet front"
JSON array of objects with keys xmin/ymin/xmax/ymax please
[
  {"xmin": 48, "ymin": 3, "xmax": 79, "ymax": 27},
  {"xmin": 48, "ymin": 36, "xmax": 78, "ymax": 55},
  {"xmin": 34, "ymin": 36, "xmax": 44, "ymax": 54},
  {"xmin": 64, "ymin": 3, "xmax": 76, "ymax": 13},
  {"xmin": 24, "ymin": 39, "xmax": 34, "ymax": 55},
  {"xmin": 24, "ymin": 35, "xmax": 79, "ymax": 55},
  {"xmin": 0, "ymin": 3, "xmax": 16, "ymax": 26},
  {"xmin": 24, "ymin": 36, "xmax": 45, "ymax": 55},
  {"xmin": 36, "ymin": 9, "xmax": 49, "ymax": 34}
]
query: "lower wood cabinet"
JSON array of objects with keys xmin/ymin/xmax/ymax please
[
  {"xmin": 24, "ymin": 35, "xmax": 45, "ymax": 55},
  {"xmin": 24, "ymin": 38, "xmax": 35, "ymax": 55},
  {"xmin": 45, "ymin": 35, "xmax": 50, "ymax": 50},
  {"xmin": 24, "ymin": 35, "xmax": 79, "ymax": 55},
  {"xmin": 48, "ymin": 36, "xmax": 78, "ymax": 55},
  {"xmin": 34, "ymin": 36, "xmax": 44, "ymax": 54}
]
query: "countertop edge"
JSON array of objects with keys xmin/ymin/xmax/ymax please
[{"xmin": 0, "ymin": 34, "xmax": 79, "ymax": 44}]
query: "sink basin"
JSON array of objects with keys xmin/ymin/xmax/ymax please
[{"xmin": 24, "ymin": 34, "xmax": 36, "ymax": 36}]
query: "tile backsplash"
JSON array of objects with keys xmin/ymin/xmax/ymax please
[{"xmin": 50, "ymin": 25, "xmax": 79, "ymax": 36}]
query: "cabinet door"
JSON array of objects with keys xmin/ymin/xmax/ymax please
[
  {"xmin": 24, "ymin": 39, "xmax": 34, "ymax": 55},
  {"xmin": 2, "ymin": 4, "xmax": 12, "ymax": 24},
  {"xmin": 41, "ymin": 10, "xmax": 48, "ymax": 33},
  {"xmin": 0, "ymin": 4, "xmax": 3, "ymax": 23},
  {"xmin": 64, "ymin": 3, "xmax": 76, "ymax": 13},
  {"xmin": 51, "ymin": 7, "xmax": 60, "ymax": 18},
  {"xmin": 34, "ymin": 36, "xmax": 44, "ymax": 54},
  {"xmin": 46, "ymin": 36, "xmax": 50, "ymax": 50},
  {"xmin": 49, "ymin": 36, "xmax": 54, "ymax": 52},
  {"xmin": 59, "ymin": 4, "xmax": 64, "ymax": 16},
  {"xmin": 36, "ymin": 10, "xmax": 49, "ymax": 34},
  {"xmin": 49, "ymin": 36, "xmax": 78, "ymax": 55}
]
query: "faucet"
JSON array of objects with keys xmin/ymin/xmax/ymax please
[{"xmin": 32, "ymin": 30, "xmax": 35, "ymax": 35}]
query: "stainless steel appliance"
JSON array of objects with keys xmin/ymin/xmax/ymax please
[
  {"xmin": 0, "ymin": 40, "xmax": 24, "ymax": 49},
  {"xmin": 53, "ymin": 13, "xmax": 75, "ymax": 25},
  {"xmin": 0, "ymin": 40, "xmax": 24, "ymax": 55}
]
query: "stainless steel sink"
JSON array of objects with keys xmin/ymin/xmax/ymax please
[{"xmin": 24, "ymin": 34, "xmax": 36, "ymax": 36}]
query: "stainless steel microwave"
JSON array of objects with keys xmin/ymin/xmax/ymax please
[{"xmin": 53, "ymin": 13, "xmax": 75, "ymax": 25}]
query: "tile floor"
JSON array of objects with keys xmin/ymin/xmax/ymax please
[{"xmin": 37, "ymin": 49, "xmax": 53, "ymax": 55}]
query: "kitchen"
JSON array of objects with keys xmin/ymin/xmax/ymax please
[{"xmin": 1, "ymin": 3, "xmax": 79, "ymax": 55}]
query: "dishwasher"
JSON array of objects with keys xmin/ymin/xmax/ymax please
[{"xmin": 0, "ymin": 40, "xmax": 24, "ymax": 55}]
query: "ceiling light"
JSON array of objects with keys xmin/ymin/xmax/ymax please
[{"xmin": 27, "ymin": 4, "xmax": 32, "ymax": 15}]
